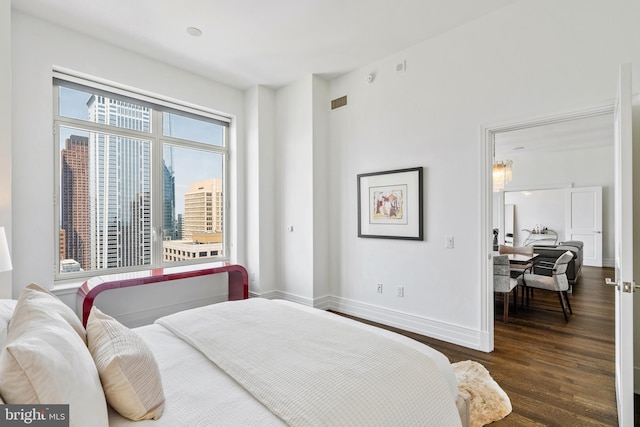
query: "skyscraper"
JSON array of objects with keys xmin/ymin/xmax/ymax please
[
  {"xmin": 60, "ymin": 134, "xmax": 90, "ymax": 270},
  {"xmin": 163, "ymin": 158, "xmax": 176, "ymax": 240},
  {"xmin": 87, "ymin": 95, "xmax": 152, "ymax": 269},
  {"xmin": 183, "ymin": 178, "xmax": 223, "ymax": 240}
]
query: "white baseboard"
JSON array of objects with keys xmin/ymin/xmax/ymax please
[
  {"xmin": 258, "ymin": 290, "xmax": 484, "ymax": 350},
  {"xmin": 258, "ymin": 290, "xmax": 314, "ymax": 306},
  {"xmin": 327, "ymin": 296, "xmax": 484, "ymax": 350},
  {"xmin": 602, "ymin": 258, "xmax": 615, "ymax": 268}
]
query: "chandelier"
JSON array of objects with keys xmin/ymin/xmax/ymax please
[{"xmin": 493, "ymin": 160, "xmax": 512, "ymax": 192}]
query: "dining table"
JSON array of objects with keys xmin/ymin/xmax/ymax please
[{"xmin": 506, "ymin": 253, "xmax": 539, "ymax": 266}]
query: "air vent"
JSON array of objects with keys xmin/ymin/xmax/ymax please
[{"xmin": 331, "ymin": 95, "xmax": 347, "ymax": 110}]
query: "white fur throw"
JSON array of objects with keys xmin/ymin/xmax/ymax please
[{"xmin": 453, "ymin": 360, "xmax": 511, "ymax": 427}]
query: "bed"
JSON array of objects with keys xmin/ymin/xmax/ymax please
[{"xmin": 0, "ymin": 280, "xmax": 470, "ymax": 427}]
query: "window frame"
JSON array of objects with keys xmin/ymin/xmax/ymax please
[{"xmin": 53, "ymin": 74, "xmax": 231, "ymax": 281}]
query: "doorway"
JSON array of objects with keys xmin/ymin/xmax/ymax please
[{"xmin": 480, "ymin": 102, "xmax": 614, "ymax": 352}]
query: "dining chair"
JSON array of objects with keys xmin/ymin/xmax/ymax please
[
  {"xmin": 498, "ymin": 244, "xmax": 535, "ymax": 303},
  {"xmin": 498, "ymin": 244, "xmax": 534, "ymax": 274},
  {"xmin": 498, "ymin": 244, "xmax": 533, "ymax": 256},
  {"xmin": 493, "ymin": 254, "xmax": 518, "ymax": 323},
  {"xmin": 520, "ymin": 250, "xmax": 574, "ymax": 322}
]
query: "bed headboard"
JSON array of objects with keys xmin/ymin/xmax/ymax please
[{"xmin": 76, "ymin": 264, "xmax": 249, "ymax": 326}]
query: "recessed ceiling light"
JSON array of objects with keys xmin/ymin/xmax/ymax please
[{"xmin": 186, "ymin": 27, "xmax": 202, "ymax": 37}]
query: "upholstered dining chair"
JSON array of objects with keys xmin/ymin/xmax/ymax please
[
  {"xmin": 520, "ymin": 250, "xmax": 574, "ymax": 322},
  {"xmin": 498, "ymin": 244, "xmax": 535, "ymax": 303},
  {"xmin": 498, "ymin": 244, "xmax": 534, "ymax": 256},
  {"xmin": 494, "ymin": 254, "xmax": 518, "ymax": 323}
]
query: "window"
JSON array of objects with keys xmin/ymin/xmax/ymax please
[{"xmin": 54, "ymin": 75, "xmax": 230, "ymax": 278}]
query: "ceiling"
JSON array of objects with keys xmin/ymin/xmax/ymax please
[
  {"xmin": 11, "ymin": 0, "xmax": 517, "ymax": 90},
  {"xmin": 494, "ymin": 113, "xmax": 614, "ymax": 159}
]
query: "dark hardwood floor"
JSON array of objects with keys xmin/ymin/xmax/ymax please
[{"xmin": 336, "ymin": 266, "xmax": 620, "ymax": 426}]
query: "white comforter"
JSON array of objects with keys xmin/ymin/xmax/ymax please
[{"xmin": 109, "ymin": 299, "xmax": 461, "ymax": 426}]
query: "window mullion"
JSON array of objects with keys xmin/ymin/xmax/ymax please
[
  {"xmin": 56, "ymin": 116, "xmax": 152, "ymax": 141},
  {"xmin": 160, "ymin": 135, "xmax": 227, "ymax": 154},
  {"xmin": 151, "ymin": 109, "xmax": 164, "ymax": 267}
]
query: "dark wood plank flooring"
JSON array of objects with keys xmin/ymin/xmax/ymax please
[{"xmin": 335, "ymin": 266, "xmax": 620, "ymax": 426}]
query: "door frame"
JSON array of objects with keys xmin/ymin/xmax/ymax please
[{"xmin": 480, "ymin": 101, "xmax": 614, "ymax": 352}]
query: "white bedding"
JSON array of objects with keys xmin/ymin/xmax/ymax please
[
  {"xmin": 109, "ymin": 299, "xmax": 460, "ymax": 426},
  {"xmin": 107, "ymin": 323, "xmax": 284, "ymax": 427},
  {"xmin": 157, "ymin": 298, "xmax": 461, "ymax": 427},
  {"xmin": 280, "ymin": 300, "xmax": 458, "ymax": 398}
]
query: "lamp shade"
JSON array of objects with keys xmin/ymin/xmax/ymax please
[{"xmin": 0, "ymin": 227, "xmax": 12, "ymax": 273}]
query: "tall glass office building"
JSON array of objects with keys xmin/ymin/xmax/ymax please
[
  {"xmin": 163, "ymin": 159, "xmax": 177, "ymax": 240},
  {"xmin": 60, "ymin": 134, "xmax": 90, "ymax": 270},
  {"xmin": 87, "ymin": 95, "xmax": 152, "ymax": 269}
]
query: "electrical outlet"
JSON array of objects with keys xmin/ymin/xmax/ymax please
[
  {"xmin": 376, "ymin": 284, "xmax": 383, "ymax": 293},
  {"xmin": 396, "ymin": 286, "xmax": 404, "ymax": 297}
]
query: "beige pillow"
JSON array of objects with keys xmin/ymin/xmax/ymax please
[
  {"xmin": 0, "ymin": 286, "xmax": 108, "ymax": 427},
  {"xmin": 11, "ymin": 283, "xmax": 86, "ymax": 343},
  {"xmin": 0, "ymin": 299, "xmax": 17, "ymax": 348},
  {"xmin": 87, "ymin": 307, "xmax": 165, "ymax": 421}
]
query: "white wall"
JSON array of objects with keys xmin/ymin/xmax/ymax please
[
  {"xmin": 274, "ymin": 76, "xmax": 315, "ymax": 302},
  {"xmin": 311, "ymin": 76, "xmax": 330, "ymax": 302},
  {"xmin": 502, "ymin": 145, "xmax": 614, "ymax": 264},
  {"xmin": 11, "ymin": 12, "xmax": 245, "ymax": 308},
  {"xmin": 245, "ymin": 85, "xmax": 277, "ymax": 295},
  {"xmin": 324, "ymin": 0, "xmax": 640, "ymax": 349},
  {"xmin": 0, "ymin": 1, "xmax": 11, "ymax": 298},
  {"xmin": 505, "ymin": 189, "xmax": 566, "ymax": 246}
]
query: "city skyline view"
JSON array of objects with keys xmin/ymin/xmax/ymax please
[
  {"xmin": 57, "ymin": 85, "xmax": 226, "ymax": 273},
  {"xmin": 59, "ymin": 87, "xmax": 225, "ymax": 215}
]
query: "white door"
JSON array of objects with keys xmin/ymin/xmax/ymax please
[
  {"xmin": 608, "ymin": 63, "xmax": 634, "ymax": 427},
  {"xmin": 564, "ymin": 186, "xmax": 602, "ymax": 266}
]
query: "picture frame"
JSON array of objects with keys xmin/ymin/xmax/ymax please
[{"xmin": 357, "ymin": 167, "xmax": 423, "ymax": 240}]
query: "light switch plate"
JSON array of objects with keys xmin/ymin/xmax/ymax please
[{"xmin": 445, "ymin": 236, "xmax": 454, "ymax": 249}]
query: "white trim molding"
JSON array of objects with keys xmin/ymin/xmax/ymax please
[
  {"xmin": 263, "ymin": 290, "xmax": 485, "ymax": 350},
  {"xmin": 259, "ymin": 290, "xmax": 315, "ymax": 307},
  {"xmin": 328, "ymin": 296, "xmax": 484, "ymax": 350}
]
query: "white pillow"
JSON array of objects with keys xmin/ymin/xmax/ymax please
[
  {"xmin": 0, "ymin": 299, "xmax": 17, "ymax": 348},
  {"xmin": 0, "ymin": 284, "xmax": 108, "ymax": 427},
  {"xmin": 87, "ymin": 307, "xmax": 165, "ymax": 421},
  {"xmin": 11, "ymin": 283, "xmax": 86, "ymax": 343}
]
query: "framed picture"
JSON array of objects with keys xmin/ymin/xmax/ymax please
[{"xmin": 357, "ymin": 167, "xmax": 423, "ymax": 240}]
